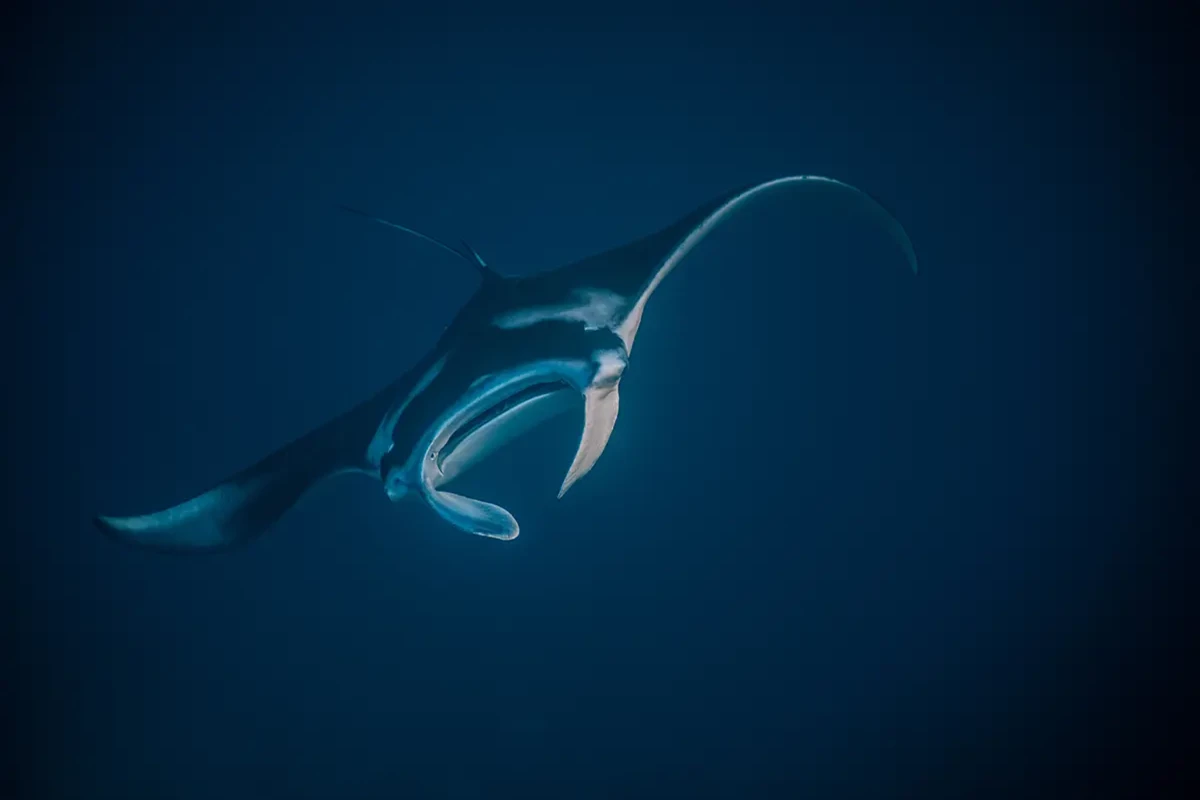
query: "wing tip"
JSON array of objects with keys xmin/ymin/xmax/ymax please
[
  {"xmin": 557, "ymin": 466, "xmax": 585, "ymax": 499},
  {"xmin": 93, "ymin": 513, "xmax": 180, "ymax": 553},
  {"xmin": 92, "ymin": 509, "xmax": 239, "ymax": 554}
]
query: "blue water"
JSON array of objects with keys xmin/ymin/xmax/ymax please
[{"xmin": 6, "ymin": 4, "xmax": 1176, "ymax": 798}]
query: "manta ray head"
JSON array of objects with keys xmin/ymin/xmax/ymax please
[{"xmin": 382, "ymin": 343, "xmax": 628, "ymax": 540}]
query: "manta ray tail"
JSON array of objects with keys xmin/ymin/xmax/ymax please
[
  {"xmin": 94, "ymin": 401, "xmax": 379, "ymax": 553},
  {"xmin": 337, "ymin": 204, "xmax": 500, "ymax": 280}
]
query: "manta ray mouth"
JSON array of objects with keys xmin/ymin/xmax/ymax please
[{"xmin": 437, "ymin": 380, "xmax": 570, "ymax": 471}]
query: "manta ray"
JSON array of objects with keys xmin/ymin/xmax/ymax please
[{"xmin": 95, "ymin": 175, "xmax": 918, "ymax": 549}]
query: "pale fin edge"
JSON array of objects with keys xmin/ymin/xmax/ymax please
[{"xmin": 558, "ymin": 384, "xmax": 620, "ymax": 499}]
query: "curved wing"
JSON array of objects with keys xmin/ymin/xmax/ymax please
[{"xmin": 520, "ymin": 175, "xmax": 919, "ymax": 352}]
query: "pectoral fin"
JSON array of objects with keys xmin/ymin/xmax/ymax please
[{"xmin": 558, "ymin": 385, "xmax": 620, "ymax": 499}]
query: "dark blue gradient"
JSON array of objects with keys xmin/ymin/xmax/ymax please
[{"xmin": 4, "ymin": 3, "xmax": 1189, "ymax": 798}]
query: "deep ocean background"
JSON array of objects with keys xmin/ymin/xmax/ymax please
[{"xmin": 4, "ymin": 2, "xmax": 1195, "ymax": 798}]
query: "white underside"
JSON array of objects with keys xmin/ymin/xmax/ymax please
[{"xmin": 557, "ymin": 383, "xmax": 619, "ymax": 499}]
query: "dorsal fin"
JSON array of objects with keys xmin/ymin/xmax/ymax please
[{"xmin": 337, "ymin": 204, "xmax": 498, "ymax": 279}]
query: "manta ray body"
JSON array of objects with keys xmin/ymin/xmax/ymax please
[{"xmin": 95, "ymin": 175, "xmax": 918, "ymax": 549}]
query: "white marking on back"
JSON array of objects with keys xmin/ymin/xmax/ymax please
[
  {"xmin": 557, "ymin": 347, "xmax": 627, "ymax": 498},
  {"xmin": 493, "ymin": 288, "xmax": 626, "ymax": 331}
]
